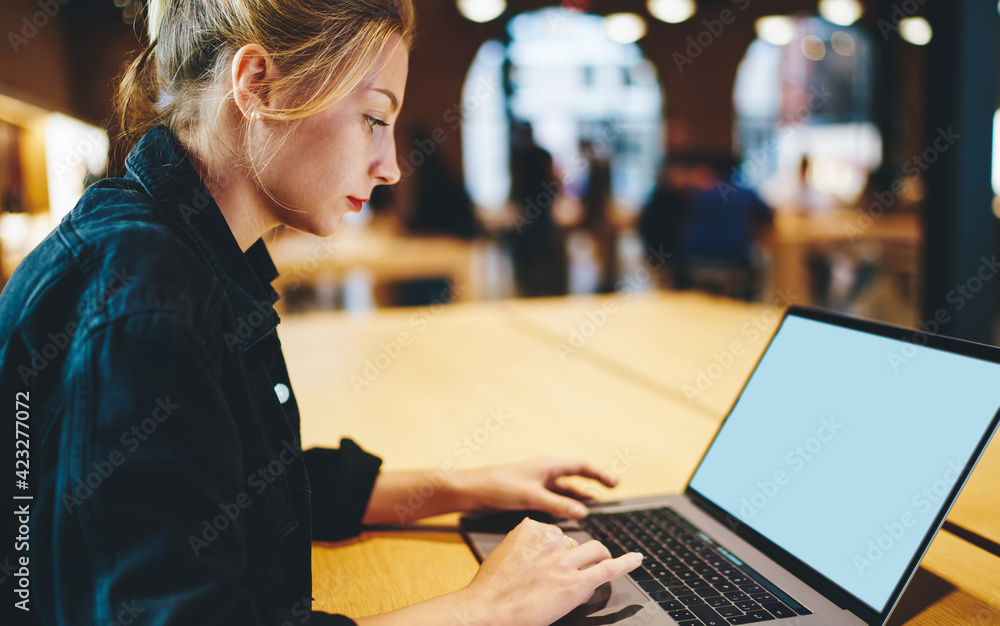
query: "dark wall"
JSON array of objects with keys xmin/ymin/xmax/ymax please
[
  {"xmin": 1, "ymin": 0, "xmax": 914, "ymax": 200},
  {"xmin": 0, "ymin": 0, "xmax": 75, "ymax": 113},
  {"xmin": 1, "ymin": 0, "xmax": 136, "ymax": 124}
]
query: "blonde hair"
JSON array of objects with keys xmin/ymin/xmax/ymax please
[{"xmin": 117, "ymin": 0, "xmax": 415, "ymax": 171}]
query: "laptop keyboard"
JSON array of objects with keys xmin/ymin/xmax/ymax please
[{"xmin": 580, "ymin": 507, "xmax": 813, "ymax": 625}]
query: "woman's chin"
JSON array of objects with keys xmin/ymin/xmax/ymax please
[{"xmin": 294, "ymin": 214, "xmax": 344, "ymax": 239}]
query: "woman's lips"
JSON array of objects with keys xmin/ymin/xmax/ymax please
[{"xmin": 347, "ymin": 197, "xmax": 368, "ymax": 212}]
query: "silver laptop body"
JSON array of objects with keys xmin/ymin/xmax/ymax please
[{"xmin": 462, "ymin": 306, "xmax": 1000, "ymax": 626}]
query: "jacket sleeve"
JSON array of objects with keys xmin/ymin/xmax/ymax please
[
  {"xmin": 70, "ymin": 306, "xmax": 356, "ymax": 625},
  {"xmin": 304, "ymin": 439, "xmax": 383, "ymax": 542}
]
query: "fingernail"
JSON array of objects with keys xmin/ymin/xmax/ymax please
[
  {"xmin": 632, "ymin": 552, "xmax": 645, "ymax": 563},
  {"xmin": 570, "ymin": 504, "xmax": 587, "ymax": 518}
]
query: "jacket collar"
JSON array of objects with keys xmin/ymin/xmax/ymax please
[{"xmin": 123, "ymin": 125, "xmax": 280, "ymax": 352}]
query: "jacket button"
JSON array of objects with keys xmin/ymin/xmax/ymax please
[{"xmin": 273, "ymin": 383, "xmax": 290, "ymax": 404}]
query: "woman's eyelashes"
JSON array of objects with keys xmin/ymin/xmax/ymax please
[{"xmin": 364, "ymin": 115, "xmax": 389, "ymax": 133}]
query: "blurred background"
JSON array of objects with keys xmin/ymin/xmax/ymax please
[{"xmin": 0, "ymin": 0, "xmax": 997, "ymax": 343}]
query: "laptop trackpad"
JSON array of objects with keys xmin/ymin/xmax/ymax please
[{"xmin": 553, "ymin": 578, "xmax": 662, "ymax": 625}]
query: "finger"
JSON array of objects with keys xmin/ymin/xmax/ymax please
[
  {"xmin": 531, "ymin": 489, "xmax": 590, "ymax": 519},
  {"xmin": 562, "ymin": 539, "xmax": 612, "ymax": 569},
  {"xmin": 581, "ymin": 552, "xmax": 644, "ymax": 588},
  {"xmin": 545, "ymin": 459, "xmax": 619, "ymax": 488},
  {"xmin": 548, "ymin": 482, "xmax": 603, "ymax": 502}
]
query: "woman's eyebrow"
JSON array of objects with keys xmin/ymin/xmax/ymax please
[{"xmin": 369, "ymin": 88, "xmax": 399, "ymax": 113}]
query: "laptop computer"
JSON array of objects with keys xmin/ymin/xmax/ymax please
[{"xmin": 461, "ymin": 305, "xmax": 1000, "ymax": 625}]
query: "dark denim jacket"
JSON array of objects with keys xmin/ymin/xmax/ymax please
[{"xmin": 0, "ymin": 126, "xmax": 382, "ymax": 625}]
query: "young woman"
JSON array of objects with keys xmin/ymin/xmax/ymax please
[{"xmin": 0, "ymin": 1, "xmax": 641, "ymax": 624}]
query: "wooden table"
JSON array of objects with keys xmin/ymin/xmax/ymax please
[
  {"xmin": 263, "ymin": 225, "xmax": 480, "ymax": 306},
  {"xmin": 766, "ymin": 210, "xmax": 921, "ymax": 311},
  {"xmin": 277, "ymin": 292, "xmax": 1000, "ymax": 623}
]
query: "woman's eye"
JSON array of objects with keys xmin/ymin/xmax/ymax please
[{"xmin": 365, "ymin": 115, "xmax": 389, "ymax": 132}]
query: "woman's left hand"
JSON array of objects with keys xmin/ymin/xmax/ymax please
[{"xmin": 453, "ymin": 458, "xmax": 619, "ymax": 520}]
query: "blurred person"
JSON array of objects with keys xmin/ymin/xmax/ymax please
[
  {"xmin": 679, "ymin": 157, "xmax": 774, "ymax": 301},
  {"xmin": 399, "ymin": 131, "xmax": 479, "ymax": 304},
  {"xmin": 508, "ymin": 121, "xmax": 569, "ymax": 297},
  {"xmin": 639, "ymin": 155, "xmax": 697, "ymax": 288},
  {"xmin": 576, "ymin": 143, "xmax": 618, "ymax": 293},
  {"xmin": 405, "ymin": 129, "xmax": 477, "ymax": 240},
  {"xmin": 0, "ymin": 2, "xmax": 641, "ymax": 625}
]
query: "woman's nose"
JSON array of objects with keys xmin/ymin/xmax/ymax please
[{"xmin": 372, "ymin": 134, "xmax": 401, "ymax": 185}]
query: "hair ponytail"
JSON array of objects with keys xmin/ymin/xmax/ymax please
[
  {"xmin": 115, "ymin": 39, "xmax": 158, "ymax": 149},
  {"xmin": 146, "ymin": 0, "xmax": 166, "ymax": 44},
  {"xmin": 113, "ymin": 0, "xmax": 166, "ymax": 158}
]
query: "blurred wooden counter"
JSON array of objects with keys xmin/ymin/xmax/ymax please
[
  {"xmin": 264, "ymin": 225, "xmax": 480, "ymax": 306},
  {"xmin": 767, "ymin": 210, "xmax": 921, "ymax": 308},
  {"xmin": 278, "ymin": 291, "xmax": 999, "ymax": 624}
]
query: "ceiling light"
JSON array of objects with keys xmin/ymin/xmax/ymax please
[
  {"xmin": 755, "ymin": 16, "xmax": 796, "ymax": 46},
  {"xmin": 647, "ymin": 0, "xmax": 696, "ymax": 24},
  {"xmin": 605, "ymin": 13, "xmax": 648, "ymax": 44},
  {"xmin": 818, "ymin": 0, "xmax": 863, "ymax": 26},
  {"xmin": 457, "ymin": 0, "xmax": 506, "ymax": 23},
  {"xmin": 899, "ymin": 17, "xmax": 932, "ymax": 45}
]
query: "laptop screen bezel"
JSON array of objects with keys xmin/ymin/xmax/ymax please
[{"xmin": 683, "ymin": 305, "xmax": 1000, "ymax": 626}]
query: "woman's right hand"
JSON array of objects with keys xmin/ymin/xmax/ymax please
[
  {"xmin": 355, "ymin": 517, "xmax": 642, "ymax": 626},
  {"xmin": 462, "ymin": 517, "xmax": 644, "ymax": 625}
]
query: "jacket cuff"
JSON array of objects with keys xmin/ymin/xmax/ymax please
[
  {"xmin": 304, "ymin": 438, "xmax": 382, "ymax": 542},
  {"xmin": 309, "ymin": 610, "xmax": 360, "ymax": 625}
]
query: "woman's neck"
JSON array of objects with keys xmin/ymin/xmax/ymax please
[{"xmin": 184, "ymin": 133, "xmax": 279, "ymax": 253}]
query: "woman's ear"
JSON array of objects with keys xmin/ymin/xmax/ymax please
[{"xmin": 231, "ymin": 43, "xmax": 276, "ymax": 121}]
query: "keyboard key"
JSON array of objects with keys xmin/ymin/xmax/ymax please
[
  {"xmin": 668, "ymin": 609, "xmax": 697, "ymax": 621},
  {"xmin": 728, "ymin": 611, "xmax": 776, "ymax": 623},
  {"xmin": 740, "ymin": 584, "xmax": 764, "ymax": 594},
  {"xmin": 678, "ymin": 594, "xmax": 708, "ymax": 607},
  {"xmin": 659, "ymin": 600, "xmax": 684, "ymax": 611},
  {"xmin": 688, "ymin": 579, "xmax": 710, "ymax": 589},
  {"xmin": 760, "ymin": 602, "xmax": 796, "ymax": 618},
  {"xmin": 715, "ymin": 583, "xmax": 737, "ymax": 593},
  {"xmin": 690, "ymin": 603, "xmax": 730, "ymax": 626},
  {"xmin": 724, "ymin": 592, "xmax": 749, "ymax": 602},
  {"xmin": 750, "ymin": 593, "xmax": 776, "ymax": 604},
  {"xmin": 639, "ymin": 580, "xmax": 664, "ymax": 592},
  {"xmin": 649, "ymin": 590, "xmax": 675, "ymax": 602},
  {"xmin": 729, "ymin": 575, "xmax": 751, "ymax": 585},
  {"xmin": 707, "ymin": 596, "xmax": 733, "ymax": 608},
  {"xmin": 668, "ymin": 585, "xmax": 691, "ymax": 596},
  {"xmin": 696, "ymin": 586, "xmax": 723, "ymax": 598},
  {"xmin": 677, "ymin": 622, "xmax": 702, "ymax": 626},
  {"xmin": 735, "ymin": 600, "xmax": 761, "ymax": 612},
  {"xmin": 716, "ymin": 605, "xmax": 742, "ymax": 617},
  {"xmin": 628, "ymin": 568, "xmax": 653, "ymax": 582}
]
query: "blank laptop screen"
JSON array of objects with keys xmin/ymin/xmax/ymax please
[{"xmin": 688, "ymin": 314, "xmax": 1000, "ymax": 612}]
